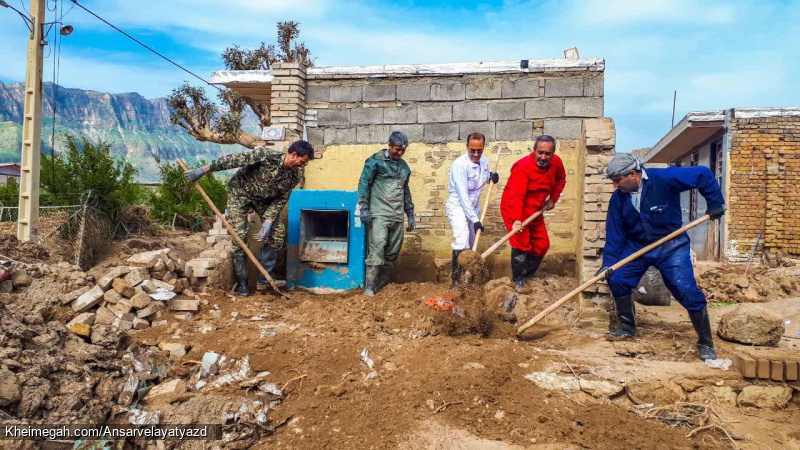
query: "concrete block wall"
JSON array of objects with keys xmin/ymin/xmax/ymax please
[
  {"xmin": 728, "ymin": 116, "xmax": 800, "ymax": 256},
  {"xmin": 299, "ymin": 64, "xmax": 606, "ymax": 282}
]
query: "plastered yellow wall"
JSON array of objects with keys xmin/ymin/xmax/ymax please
[{"xmin": 303, "ymin": 140, "xmax": 584, "ymax": 281}]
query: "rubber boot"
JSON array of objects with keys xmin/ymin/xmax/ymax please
[
  {"xmin": 377, "ymin": 263, "xmax": 393, "ymax": 291},
  {"xmin": 364, "ymin": 265, "xmax": 380, "ymax": 296},
  {"xmin": 232, "ymin": 254, "xmax": 251, "ymax": 296},
  {"xmin": 256, "ymin": 247, "xmax": 279, "ymax": 287},
  {"xmin": 607, "ymin": 295, "xmax": 635, "ymax": 340},
  {"xmin": 688, "ymin": 307, "xmax": 717, "ymax": 361},
  {"xmin": 511, "ymin": 248, "xmax": 527, "ymax": 288},
  {"xmin": 451, "ymin": 249, "xmax": 464, "ymax": 289},
  {"xmin": 521, "ymin": 254, "xmax": 544, "ymax": 281}
]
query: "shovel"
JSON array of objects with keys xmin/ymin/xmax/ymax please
[
  {"xmin": 516, "ymin": 214, "xmax": 712, "ymax": 335},
  {"xmin": 176, "ymin": 158, "xmax": 289, "ymax": 299},
  {"xmin": 471, "ymin": 148, "xmax": 503, "ymax": 252}
]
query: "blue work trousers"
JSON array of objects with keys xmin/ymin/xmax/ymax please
[{"xmin": 608, "ymin": 234, "xmax": 706, "ymax": 311}]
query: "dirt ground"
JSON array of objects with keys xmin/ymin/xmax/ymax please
[{"xmin": 2, "ymin": 231, "xmax": 799, "ymax": 449}]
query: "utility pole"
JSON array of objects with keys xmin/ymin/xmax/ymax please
[{"xmin": 17, "ymin": 0, "xmax": 46, "ymax": 242}]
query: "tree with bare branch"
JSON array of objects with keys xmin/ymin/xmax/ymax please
[{"xmin": 168, "ymin": 21, "xmax": 314, "ymax": 149}]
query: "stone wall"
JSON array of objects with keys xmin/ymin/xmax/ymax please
[
  {"xmin": 728, "ymin": 116, "xmax": 800, "ymax": 257},
  {"xmin": 298, "ymin": 63, "xmax": 606, "ymax": 282}
]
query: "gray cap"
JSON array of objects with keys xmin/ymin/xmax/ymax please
[
  {"xmin": 605, "ymin": 153, "xmax": 643, "ymax": 179},
  {"xmin": 388, "ymin": 131, "xmax": 409, "ymax": 149}
]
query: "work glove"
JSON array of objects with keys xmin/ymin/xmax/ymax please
[
  {"xmin": 360, "ymin": 205, "xmax": 372, "ymax": 224},
  {"xmin": 595, "ymin": 266, "xmax": 614, "ymax": 281},
  {"xmin": 184, "ymin": 166, "xmax": 208, "ymax": 182},
  {"xmin": 406, "ymin": 213, "xmax": 416, "ymax": 232},
  {"xmin": 473, "ymin": 221, "xmax": 485, "ymax": 233},
  {"xmin": 706, "ymin": 205, "xmax": 727, "ymax": 220},
  {"xmin": 489, "ymin": 172, "xmax": 499, "ymax": 184},
  {"xmin": 254, "ymin": 220, "xmax": 273, "ymax": 242}
]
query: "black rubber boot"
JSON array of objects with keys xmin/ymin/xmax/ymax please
[
  {"xmin": 364, "ymin": 265, "xmax": 380, "ymax": 296},
  {"xmin": 451, "ymin": 249, "xmax": 464, "ymax": 288},
  {"xmin": 688, "ymin": 307, "xmax": 717, "ymax": 361},
  {"xmin": 256, "ymin": 247, "xmax": 278, "ymax": 287},
  {"xmin": 232, "ymin": 254, "xmax": 251, "ymax": 296},
  {"xmin": 607, "ymin": 295, "xmax": 635, "ymax": 340},
  {"xmin": 522, "ymin": 254, "xmax": 544, "ymax": 281},
  {"xmin": 377, "ymin": 263, "xmax": 393, "ymax": 291},
  {"xmin": 511, "ymin": 248, "xmax": 527, "ymax": 288}
]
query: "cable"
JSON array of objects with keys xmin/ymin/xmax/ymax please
[{"xmin": 68, "ymin": 0, "xmax": 222, "ymax": 91}]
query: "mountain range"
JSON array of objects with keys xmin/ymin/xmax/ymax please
[{"xmin": 0, "ymin": 81, "xmax": 257, "ymax": 182}]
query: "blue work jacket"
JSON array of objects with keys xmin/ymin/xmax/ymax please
[{"xmin": 602, "ymin": 166, "xmax": 725, "ymax": 267}]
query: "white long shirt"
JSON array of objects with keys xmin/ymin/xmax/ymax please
[{"xmin": 447, "ymin": 153, "xmax": 490, "ymax": 223}]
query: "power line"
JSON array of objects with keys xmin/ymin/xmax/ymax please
[{"xmin": 68, "ymin": 0, "xmax": 221, "ymax": 91}]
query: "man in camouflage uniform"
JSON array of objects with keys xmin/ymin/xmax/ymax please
[
  {"xmin": 357, "ymin": 131, "xmax": 415, "ymax": 296},
  {"xmin": 184, "ymin": 140, "xmax": 315, "ymax": 296}
]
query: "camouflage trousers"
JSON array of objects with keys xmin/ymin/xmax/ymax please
[{"xmin": 227, "ymin": 194, "xmax": 287, "ymax": 257}]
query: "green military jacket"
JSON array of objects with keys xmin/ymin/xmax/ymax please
[
  {"xmin": 209, "ymin": 148, "xmax": 301, "ymax": 223},
  {"xmin": 357, "ymin": 149, "xmax": 414, "ymax": 222}
]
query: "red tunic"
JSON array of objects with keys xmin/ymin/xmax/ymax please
[{"xmin": 500, "ymin": 153, "xmax": 566, "ymax": 256}]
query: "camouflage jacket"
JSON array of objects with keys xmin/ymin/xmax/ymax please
[
  {"xmin": 209, "ymin": 148, "xmax": 301, "ymax": 223},
  {"xmin": 357, "ymin": 149, "xmax": 414, "ymax": 222}
]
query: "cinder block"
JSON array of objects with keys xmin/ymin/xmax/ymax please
[
  {"xmin": 350, "ymin": 107, "xmax": 384, "ymax": 125},
  {"xmin": 565, "ymin": 97, "xmax": 604, "ymax": 118},
  {"xmin": 502, "ymin": 78, "xmax": 539, "ymax": 98},
  {"xmin": 496, "ymin": 121, "xmax": 534, "ymax": 141},
  {"xmin": 306, "ymin": 84, "xmax": 330, "ymax": 103},
  {"xmin": 383, "ymin": 105, "xmax": 417, "ymax": 124},
  {"xmin": 545, "ymin": 78, "xmax": 584, "ymax": 97},
  {"xmin": 363, "ymin": 84, "xmax": 395, "ymax": 101},
  {"xmin": 97, "ymin": 267, "xmax": 131, "ymax": 291},
  {"xmin": 458, "ymin": 122, "xmax": 496, "ymax": 141},
  {"xmin": 431, "ymin": 82, "xmax": 465, "ymax": 101},
  {"xmin": 757, "ymin": 359, "xmax": 771, "ymax": 379},
  {"xmin": 396, "ymin": 83, "xmax": 431, "ymax": 101},
  {"xmin": 525, "ymin": 98, "xmax": 564, "ymax": 119},
  {"xmin": 323, "ymin": 127, "xmax": 357, "ymax": 145},
  {"xmin": 307, "ymin": 127, "xmax": 324, "ymax": 147},
  {"xmin": 317, "ymin": 109, "xmax": 350, "ymax": 126},
  {"xmin": 418, "ymin": 105, "xmax": 452, "ymax": 123},
  {"xmin": 543, "ymin": 118, "xmax": 583, "ymax": 139},
  {"xmin": 771, "ymin": 360, "xmax": 784, "ymax": 381},
  {"xmin": 423, "ymin": 123, "xmax": 459, "ymax": 142},
  {"xmin": 330, "ymin": 85, "xmax": 362, "ymax": 103},
  {"xmin": 785, "ymin": 360, "xmax": 799, "ymax": 381},
  {"xmin": 584, "ymin": 76, "xmax": 604, "ymax": 97},
  {"xmin": 356, "ymin": 125, "xmax": 393, "ymax": 144},
  {"xmin": 466, "ymin": 79, "xmax": 501, "ymax": 99},
  {"xmin": 396, "ymin": 124, "xmax": 424, "ymax": 142},
  {"xmin": 488, "ymin": 102, "xmax": 525, "ymax": 121},
  {"xmin": 453, "ymin": 102, "xmax": 488, "ymax": 121}
]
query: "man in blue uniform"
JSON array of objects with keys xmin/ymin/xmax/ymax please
[{"xmin": 596, "ymin": 154, "xmax": 726, "ymax": 361}]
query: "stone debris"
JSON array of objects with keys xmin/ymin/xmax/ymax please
[
  {"xmin": 717, "ymin": 304, "xmax": 785, "ymax": 347},
  {"xmin": 523, "ymin": 371, "xmax": 623, "ymax": 399},
  {"xmin": 142, "ymin": 379, "xmax": 187, "ymax": 405},
  {"xmin": 737, "ymin": 385, "xmax": 794, "ymax": 409}
]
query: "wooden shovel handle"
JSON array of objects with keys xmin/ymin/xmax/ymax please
[
  {"xmin": 516, "ymin": 215, "xmax": 711, "ymax": 334},
  {"xmin": 472, "ymin": 149, "xmax": 503, "ymax": 252},
  {"xmin": 480, "ymin": 209, "xmax": 545, "ymax": 260},
  {"xmin": 177, "ymin": 158, "xmax": 289, "ymax": 298}
]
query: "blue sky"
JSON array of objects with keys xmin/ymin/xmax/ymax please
[{"xmin": 1, "ymin": 0, "xmax": 799, "ymax": 152}]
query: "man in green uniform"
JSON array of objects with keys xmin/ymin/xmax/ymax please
[
  {"xmin": 357, "ymin": 131, "xmax": 415, "ymax": 296},
  {"xmin": 184, "ymin": 140, "xmax": 315, "ymax": 296}
]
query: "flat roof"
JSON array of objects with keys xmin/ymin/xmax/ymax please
[
  {"xmin": 210, "ymin": 58, "xmax": 604, "ymax": 101},
  {"xmin": 644, "ymin": 107, "xmax": 800, "ymax": 163}
]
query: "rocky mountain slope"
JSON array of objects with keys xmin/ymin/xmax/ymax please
[{"xmin": 0, "ymin": 81, "xmax": 257, "ymax": 182}]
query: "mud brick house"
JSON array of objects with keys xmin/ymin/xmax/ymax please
[
  {"xmin": 211, "ymin": 58, "xmax": 617, "ymax": 308},
  {"xmin": 643, "ymin": 108, "xmax": 800, "ymax": 262}
]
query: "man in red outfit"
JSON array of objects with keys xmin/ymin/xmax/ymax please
[{"xmin": 500, "ymin": 135, "xmax": 566, "ymax": 287}]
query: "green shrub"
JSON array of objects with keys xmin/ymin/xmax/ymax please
[{"xmin": 148, "ymin": 159, "xmax": 227, "ymax": 229}]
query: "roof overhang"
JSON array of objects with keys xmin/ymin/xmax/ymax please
[
  {"xmin": 209, "ymin": 58, "xmax": 605, "ymax": 102},
  {"xmin": 643, "ymin": 111, "xmax": 724, "ymax": 163}
]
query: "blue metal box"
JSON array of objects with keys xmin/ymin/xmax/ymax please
[{"xmin": 286, "ymin": 190, "xmax": 366, "ymax": 291}]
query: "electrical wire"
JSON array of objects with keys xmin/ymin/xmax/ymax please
[{"xmin": 68, "ymin": 0, "xmax": 222, "ymax": 91}]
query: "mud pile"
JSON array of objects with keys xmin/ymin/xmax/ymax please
[
  {"xmin": 697, "ymin": 264, "xmax": 799, "ymax": 303},
  {"xmin": 0, "ymin": 234, "xmax": 50, "ymax": 262}
]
